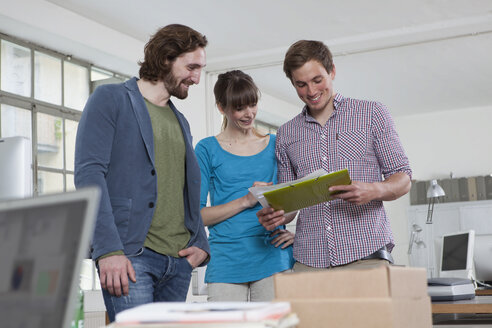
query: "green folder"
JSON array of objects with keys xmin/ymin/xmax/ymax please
[{"xmin": 263, "ymin": 168, "xmax": 351, "ymax": 213}]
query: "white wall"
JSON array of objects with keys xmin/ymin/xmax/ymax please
[
  {"xmin": 388, "ymin": 105, "xmax": 492, "ymax": 265},
  {"xmin": 175, "ymin": 72, "xmax": 302, "ymax": 146},
  {"xmin": 256, "ymin": 92, "xmax": 300, "ymax": 127},
  {"xmin": 395, "ymin": 105, "xmax": 492, "ymax": 180}
]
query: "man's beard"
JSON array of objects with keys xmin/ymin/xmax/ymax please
[{"xmin": 163, "ymin": 72, "xmax": 191, "ymax": 100}]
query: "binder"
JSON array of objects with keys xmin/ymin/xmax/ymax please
[
  {"xmin": 415, "ymin": 180, "xmax": 427, "ymax": 205},
  {"xmin": 458, "ymin": 177, "xmax": 469, "ymax": 202},
  {"xmin": 486, "ymin": 175, "xmax": 492, "ymax": 200},
  {"xmin": 467, "ymin": 177, "xmax": 477, "ymax": 201},
  {"xmin": 448, "ymin": 179, "xmax": 461, "ymax": 202},
  {"xmin": 409, "ymin": 180, "xmax": 419, "ymax": 205},
  {"xmin": 476, "ymin": 176, "xmax": 486, "ymax": 200},
  {"xmin": 440, "ymin": 179, "xmax": 451, "ymax": 203},
  {"xmin": 262, "ymin": 168, "xmax": 351, "ymax": 213}
]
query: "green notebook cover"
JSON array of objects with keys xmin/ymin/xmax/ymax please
[{"xmin": 263, "ymin": 168, "xmax": 351, "ymax": 213}]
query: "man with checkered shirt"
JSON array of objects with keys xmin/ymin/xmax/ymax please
[{"xmin": 257, "ymin": 40, "xmax": 412, "ymax": 271}]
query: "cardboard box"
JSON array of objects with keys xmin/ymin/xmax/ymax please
[{"xmin": 274, "ymin": 264, "xmax": 432, "ymax": 328}]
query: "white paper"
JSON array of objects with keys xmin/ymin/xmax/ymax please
[{"xmin": 115, "ymin": 301, "xmax": 291, "ymax": 323}]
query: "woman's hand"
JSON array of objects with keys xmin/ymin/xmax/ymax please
[
  {"xmin": 270, "ymin": 229, "xmax": 295, "ymax": 249},
  {"xmin": 244, "ymin": 181, "xmax": 273, "ymax": 208}
]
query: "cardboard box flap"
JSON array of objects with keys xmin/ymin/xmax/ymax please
[
  {"xmin": 274, "ymin": 264, "xmax": 428, "ymax": 300},
  {"xmin": 274, "ymin": 264, "xmax": 431, "ymax": 328},
  {"xmin": 275, "ymin": 265, "xmax": 391, "ymax": 299}
]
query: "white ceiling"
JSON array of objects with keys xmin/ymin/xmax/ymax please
[{"xmin": 1, "ymin": 0, "xmax": 491, "ymax": 118}]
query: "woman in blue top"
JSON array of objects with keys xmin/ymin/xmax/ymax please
[{"xmin": 195, "ymin": 70, "xmax": 294, "ymax": 302}]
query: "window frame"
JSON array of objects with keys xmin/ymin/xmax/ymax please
[{"xmin": 0, "ymin": 32, "xmax": 128, "ymax": 195}]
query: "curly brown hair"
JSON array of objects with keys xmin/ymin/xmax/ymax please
[{"xmin": 138, "ymin": 24, "xmax": 207, "ymax": 82}]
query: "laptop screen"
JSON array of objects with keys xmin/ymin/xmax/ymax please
[{"xmin": 0, "ymin": 187, "xmax": 100, "ymax": 328}]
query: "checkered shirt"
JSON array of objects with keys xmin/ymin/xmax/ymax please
[{"xmin": 276, "ymin": 93, "xmax": 412, "ymax": 267}]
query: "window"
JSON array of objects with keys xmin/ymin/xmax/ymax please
[
  {"xmin": 64, "ymin": 61, "xmax": 90, "ymax": 110},
  {"xmin": 34, "ymin": 51, "xmax": 62, "ymax": 105},
  {"xmin": 0, "ymin": 33, "xmax": 128, "ymax": 196},
  {"xmin": 1, "ymin": 40, "xmax": 31, "ymax": 97},
  {"xmin": 255, "ymin": 120, "xmax": 278, "ymax": 135},
  {"xmin": 0, "ymin": 104, "xmax": 32, "ymax": 139}
]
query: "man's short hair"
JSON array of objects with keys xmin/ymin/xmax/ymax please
[
  {"xmin": 283, "ymin": 40, "xmax": 334, "ymax": 81},
  {"xmin": 139, "ymin": 24, "xmax": 207, "ymax": 82}
]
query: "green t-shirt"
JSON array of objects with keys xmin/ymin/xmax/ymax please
[{"xmin": 144, "ymin": 99, "xmax": 190, "ymax": 257}]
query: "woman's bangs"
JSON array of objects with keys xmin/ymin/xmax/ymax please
[{"xmin": 228, "ymin": 81, "xmax": 259, "ymax": 110}]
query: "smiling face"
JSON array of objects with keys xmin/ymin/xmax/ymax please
[
  {"xmin": 164, "ymin": 47, "xmax": 206, "ymax": 99},
  {"xmin": 291, "ymin": 59, "xmax": 336, "ymax": 116},
  {"xmin": 220, "ymin": 104, "xmax": 258, "ymax": 132}
]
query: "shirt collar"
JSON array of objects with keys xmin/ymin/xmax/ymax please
[
  {"xmin": 333, "ymin": 93, "xmax": 344, "ymax": 110},
  {"xmin": 301, "ymin": 93, "xmax": 345, "ymax": 122}
]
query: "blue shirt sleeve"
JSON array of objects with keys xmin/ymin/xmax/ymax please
[{"xmin": 195, "ymin": 139, "xmax": 212, "ymax": 210}]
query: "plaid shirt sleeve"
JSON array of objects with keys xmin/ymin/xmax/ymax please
[
  {"xmin": 275, "ymin": 125, "xmax": 296, "ymax": 184},
  {"xmin": 371, "ymin": 102, "xmax": 412, "ymax": 180}
]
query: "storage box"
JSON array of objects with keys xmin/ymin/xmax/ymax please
[
  {"xmin": 274, "ymin": 263, "xmax": 432, "ymax": 328},
  {"xmin": 83, "ymin": 290, "xmax": 107, "ymax": 328}
]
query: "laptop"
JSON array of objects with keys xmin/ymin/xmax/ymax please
[{"xmin": 0, "ymin": 187, "xmax": 100, "ymax": 328}]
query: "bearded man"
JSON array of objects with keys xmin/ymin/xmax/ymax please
[{"xmin": 74, "ymin": 24, "xmax": 210, "ymax": 322}]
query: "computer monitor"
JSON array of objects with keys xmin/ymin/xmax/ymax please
[
  {"xmin": 474, "ymin": 234, "xmax": 492, "ymax": 284},
  {"xmin": 439, "ymin": 230, "xmax": 475, "ymax": 280},
  {"xmin": 0, "ymin": 187, "xmax": 100, "ymax": 328}
]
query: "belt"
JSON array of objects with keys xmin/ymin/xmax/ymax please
[{"xmin": 361, "ymin": 246, "xmax": 394, "ymax": 264}]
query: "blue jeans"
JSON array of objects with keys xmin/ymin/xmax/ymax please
[{"xmin": 99, "ymin": 247, "xmax": 193, "ymax": 322}]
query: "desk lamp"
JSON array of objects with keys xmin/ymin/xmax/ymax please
[
  {"xmin": 407, "ymin": 223, "xmax": 427, "ymax": 254},
  {"xmin": 426, "ymin": 179, "xmax": 445, "ymax": 224}
]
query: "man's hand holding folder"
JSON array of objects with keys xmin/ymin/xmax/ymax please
[{"xmin": 254, "ymin": 169, "xmax": 351, "ymax": 231}]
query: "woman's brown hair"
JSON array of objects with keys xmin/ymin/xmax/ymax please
[{"xmin": 214, "ymin": 70, "xmax": 261, "ymax": 131}]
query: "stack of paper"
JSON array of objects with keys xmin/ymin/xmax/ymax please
[{"xmin": 109, "ymin": 302, "xmax": 298, "ymax": 328}]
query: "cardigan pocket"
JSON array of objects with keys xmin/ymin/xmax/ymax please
[{"xmin": 110, "ymin": 197, "xmax": 132, "ymax": 241}]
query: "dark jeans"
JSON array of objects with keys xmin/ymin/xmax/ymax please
[{"xmin": 98, "ymin": 247, "xmax": 193, "ymax": 322}]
